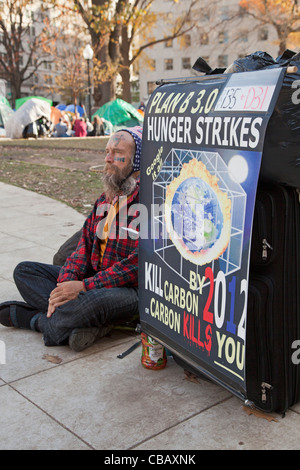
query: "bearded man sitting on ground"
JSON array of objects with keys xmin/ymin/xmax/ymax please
[{"xmin": 0, "ymin": 127, "xmax": 143, "ymax": 351}]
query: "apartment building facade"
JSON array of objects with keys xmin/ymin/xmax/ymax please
[
  {"xmin": 0, "ymin": 0, "xmax": 87, "ymax": 106},
  {"xmin": 138, "ymin": 0, "xmax": 279, "ymax": 102},
  {"xmin": 0, "ymin": 0, "xmax": 282, "ymax": 106}
]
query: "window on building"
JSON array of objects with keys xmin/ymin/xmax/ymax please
[
  {"xmin": 150, "ymin": 59, "xmax": 156, "ymax": 71},
  {"xmin": 200, "ymin": 33, "xmax": 209, "ymax": 45},
  {"xmin": 164, "ymin": 58, "xmax": 173, "ymax": 71},
  {"xmin": 218, "ymin": 31, "xmax": 229, "ymax": 44},
  {"xmin": 239, "ymin": 31, "xmax": 248, "ymax": 42},
  {"xmin": 220, "ymin": 6, "xmax": 229, "ymax": 20},
  {"xmin": 218, "ymin": 55, "xmax": 228, "ymax": 68},
  {"xmin": 238, "ymin": 5, "xmax": 247, "ymax": 17},
  {"xmin": 165, "ymin": 39, "xmax": 173, "ymax": 48},
  {"xmin": 182, "ymin": 57, "xmax": 191, "ymax": 69},
  {"xmin": 43, "ymin": 61, "xmax": 52, "ymax": 70},
  {"xmin": 147, "ymin": 81, "xmax": 158, "ymax": 94},
  {"xmin": 44, "ymin": 75, "xmax": 53, "ymax": 85},
  {"xmin": 258, "ymin": 28, "xmax": 268, "ymax": 41},
  {"xmin": 199, "ymin": 8, "xmax": 210, "ymax": 21},
  {"xmin": 183, "ymin": 34, "xmax": 191, "ymax": 47}
]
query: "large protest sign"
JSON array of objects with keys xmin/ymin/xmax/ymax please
[{"xmin": 138, "ymin": 68, "xmax": 285, "ymax": 397}]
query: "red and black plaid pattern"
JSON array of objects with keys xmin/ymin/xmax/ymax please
[{"xmin": 58, "ymin": 183, "xmax": 140, "ymax": 291}]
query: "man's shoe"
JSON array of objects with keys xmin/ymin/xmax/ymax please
[
  {"xmin": 0, "ymin": 301, "xmax": 41, "ymax": 331},
  {"xmin": 68, "ymin": 325, "xmax": 113, "ymax": 352}
]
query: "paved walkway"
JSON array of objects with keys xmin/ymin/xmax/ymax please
[{"xmin": 1, "ymin": 181, "xmax": 300, "ymax": 451}]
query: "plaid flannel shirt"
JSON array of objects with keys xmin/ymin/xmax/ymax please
[{"xmin": 57, "ymin": 181, "xmax": 140, "ymax": 290}]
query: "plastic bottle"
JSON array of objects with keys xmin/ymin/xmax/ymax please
[{"xmin": 141, "ymin": 332, "xmax": 167, "ymax": 370}]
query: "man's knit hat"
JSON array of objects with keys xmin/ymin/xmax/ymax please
[{"xmin": 118, "ymin": 126, "xmax": 143, "ymax": 172}]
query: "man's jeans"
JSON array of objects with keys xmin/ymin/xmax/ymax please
[{"xmin": 13, "ymin": 261, "xmax": 139, "ymax": 346}]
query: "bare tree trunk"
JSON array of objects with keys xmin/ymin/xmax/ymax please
[
  {"xmin": 278, "ymin": 37, "xmax": 287, "ymax": 55},
  {"xmin": 92, "ymin": 38, "xmax": 117, "ymax": 107},
  {"xmin": 89, "ymin": 0, "xmax": 123, "ymax": 107},
  {"xmin": 119, "ymin": 24, "xmax": 131, "ymax": 103},
  {"xmin": 119, "ymin": 66, "xmax": 131, "ymax": 103},
  {"xmin": 11, "ymin": 73, "xmax": 22, "ymax": 109},
  {"xmin": 94, "ymin": 80, "xmax": 116, "ymax": 107}
]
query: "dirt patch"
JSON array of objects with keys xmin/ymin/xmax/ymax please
[
  {"xmin": 0, "ymin": 144, "xmax": 106, "ymax": 172},
  {"xmin": 0, "ymin": 140, "xmax": 108, "ymax": 215}
]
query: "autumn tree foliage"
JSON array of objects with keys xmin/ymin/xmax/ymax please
[
  {"xmin": 117, "ymin": 0, "xmax": 198, "ymax": 103},
  {"xmin": 69, "ymin": 0, "xmax": 198, "ymax": 106},
  {"xmin": 53, "ymin": 36, "xmax": 88, "ymax": 108},
  {"xmin": 0, "ymin": 1, "xmax": 60, "ymax": 107},
  {"xmin": 0, "ymin": 0, "xmax": 203, "ymax": 108},
  {"xmin": 240, "ymin": 0, "xmax": 300, "ymax": 54}
]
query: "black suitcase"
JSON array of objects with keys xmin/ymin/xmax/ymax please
[
  {"xmin": 245, "ymin": 182, "xmax": 300, "ymax": 413},
  {"xmin": 173, "ymin": 182, "xmax": 300, "ymax": 414}
]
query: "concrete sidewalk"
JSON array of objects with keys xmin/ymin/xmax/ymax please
[{"xmin": 1, "ymin": 181, "xmax": 300, "ymax": 451}]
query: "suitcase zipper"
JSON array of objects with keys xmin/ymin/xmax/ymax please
[
  {"xmin": 261, "ymin": 382, "xmax": 273, "ymax": 403},
  {"xmin": 248, "ymin": 278, "xmax": 274, "ymax": 410},
  {"xmin": 252, "ymin": 198, "xmax": 274, "ymax": 264},
  {"xmin": 262, "ymin": 238, "xmax": 273, "ymax": 261}
]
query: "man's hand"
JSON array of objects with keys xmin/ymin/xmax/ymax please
[{"xmin": 47, "ymin": 281, "xmax": 86, "ymax": 318}]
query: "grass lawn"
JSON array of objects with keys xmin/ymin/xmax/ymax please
[
  {"xmin": 0, "ymin": 137, "xmax": 109, "ymax": 215},
  {"xmin": 0, "ymin": 136, "xmax": 108, "ymax": 151}
]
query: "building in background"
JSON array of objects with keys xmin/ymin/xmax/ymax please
[
  {"xmin": 137, "ymin": 0, "xmax": 279, "ymax": 102},
  {"xmin": 0, "ymin": 0, "xmax": 284, "ymax": 107},
  {"xmin": 0, "ymin": 0, "xmax": 87, "ymax": 107}
]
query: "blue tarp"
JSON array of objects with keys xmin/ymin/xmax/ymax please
[{"xmin": 56, "ymin": 104, "xmax": 84, "ymax": 116}]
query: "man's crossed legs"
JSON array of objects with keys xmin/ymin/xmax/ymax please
[{"xmin": 0, "ymin": 261, "xmax": 139, "ymax": 351}]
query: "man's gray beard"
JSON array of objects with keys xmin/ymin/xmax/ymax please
[{"xmin": 102, "ymin": 166, "xmax": 137, "ymax": 201}]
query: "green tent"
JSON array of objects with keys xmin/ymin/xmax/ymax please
[
  {"xmin": 15, "ymin": 96, "xmax": 53, "ymax": 110},
  {"xmin": 92, "ymin": 98, "xmax": 143, "ymax": 129}
]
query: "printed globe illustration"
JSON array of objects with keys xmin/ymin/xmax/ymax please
[
  {"xmin": 171, "ymin": 176, "xmax": 223, "ymax": 252},
  {"xmin": 165, "ymin": 159, "xmax": 232, "ymax": 266}
]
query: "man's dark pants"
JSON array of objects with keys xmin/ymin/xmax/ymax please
[{"xmin": 13, "ymin": 261, "xmax": 139, "ymax": 346}]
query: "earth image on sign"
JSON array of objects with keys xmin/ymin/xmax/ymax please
[{"xmin": 165, "ymin": 158, "xmax": 232, "ymax": 266}]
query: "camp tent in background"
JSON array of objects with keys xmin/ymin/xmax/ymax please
[
  {"xmin": 92, "ymin": 99, "xmax": 143, "ymax": 130},
  {"xmin": 56, "ymin": 104, "xmax": 84, "ymax": 117},
  {"xmin": 0, "ymin": 103, "xmax": 14, "ymax": 135},
  {"xmin": 0, "ymin": 96, "xmax": 11, "ymax": 108},
  {"xmin": 0, "ymin": 103, "xmax": 14, "ymax": 126},
  {"xmin": 15, "ymin": 96, "xmax": 53, "ymax": 110},
  {"xmin": 50, "ymin": 106, "xmax": 63, "ymax": 125},
  {"xmin": 5, "ymin": 98, "xmax": 51, "ymax": 139},
  {"xmin": 0, "ymin": 96, "xmax": 13, "ymax": 136}
]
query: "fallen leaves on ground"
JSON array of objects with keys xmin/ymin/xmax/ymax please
[{"xmin": 42, "ymin": 354, "xmax": 63, "ymax": 364}]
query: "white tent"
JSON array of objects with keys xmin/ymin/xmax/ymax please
[
  {"xmin": 5, "ymin": 98, "xmax": 51, "ymax": 139},
  {"xmin": 0, "ymin": 103, "xmax": 14, "ymax": 127}
]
